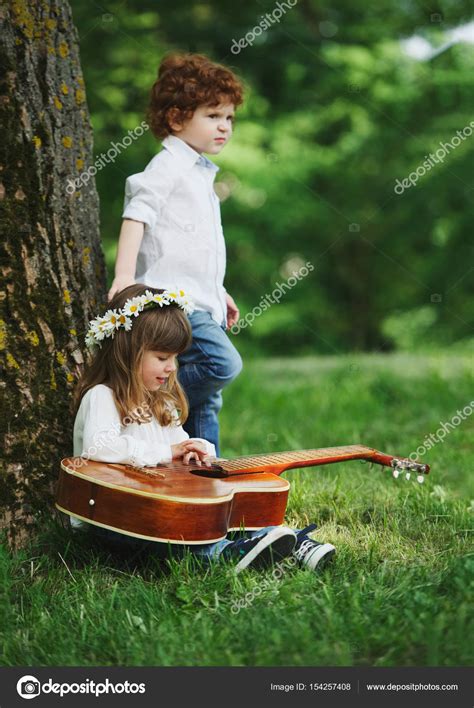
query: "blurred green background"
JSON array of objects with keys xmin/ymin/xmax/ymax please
[{"xmin": 70, "ymin": 0, "xmax": 473, "ymax": 355}]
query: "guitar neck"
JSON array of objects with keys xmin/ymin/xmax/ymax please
[{"xmin": 215, "ymin": 445, "xmax": 429, "ymax": 477}]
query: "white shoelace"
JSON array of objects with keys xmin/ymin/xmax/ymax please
[{"xmin": 294, "ymin": 538, "xmax": 318, "ymax": 562}]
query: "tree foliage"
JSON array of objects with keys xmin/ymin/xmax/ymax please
[{"xmin": 71, "ymin": 0, "xmax": 474, "ymax": 353}]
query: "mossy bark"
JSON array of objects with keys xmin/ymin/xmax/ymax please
[{"xmin": 0, "ymin": 0, "xmax": 106, "ymax": 547}]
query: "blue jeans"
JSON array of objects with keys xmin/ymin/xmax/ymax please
[
  {"xmin": 89, "ymin": 524, "xmax": 303, "ymax": 563},
  {"xmin": 177, "ymin": 310, "xmax": 242, "ymax": 456}
]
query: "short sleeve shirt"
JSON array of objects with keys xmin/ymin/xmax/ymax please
[{"xmin": 122, "ymin": 135, "xmax": 227, "ymax": 326}]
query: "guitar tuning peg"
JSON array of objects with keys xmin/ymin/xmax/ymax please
[
  {"xmin": 393, "ymin": 469, "xmax": 400, "ymax": 479},
  {"xmin": 405, "ymin": 472, "xmax": 411, "ymax": 481},
  {"xmin": 417, "ymin": 475, "xmax": 425, "ymax": 484}
]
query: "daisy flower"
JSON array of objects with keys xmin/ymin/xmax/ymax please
[
  {"xmin": 103, "ymin": 309, "xmax": 123, "ymax": 330},
  {"xmin": 122, "ymin": 296, "xmax": 146, "ymax": 317},
  {"xmin": 117, "ymin": 313, "xmax": 132, "ymax": 331},
  {"xmin": 149, "ymin": 292, "xmax": 170, "ymax": 306},
  {"xmin": 176, "ymin": 296, "xmax": 194, "ymax": 314},
  {"xmin": 85, "ymin": 330, "xmax": 97, "ymax": 348}
]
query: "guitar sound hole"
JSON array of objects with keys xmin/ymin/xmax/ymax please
[{"xmin": 189, "ymin": 466, "xmax": 227, "ymax": 478}]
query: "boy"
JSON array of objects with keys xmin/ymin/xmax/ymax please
[{"xmin": 108, "ymin": 53, "xmax": 244, "ymax": 455}]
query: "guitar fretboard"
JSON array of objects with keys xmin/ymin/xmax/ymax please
[{"xmin": 217, "ymin": 445, "xmax": 373, "ymax": 473}]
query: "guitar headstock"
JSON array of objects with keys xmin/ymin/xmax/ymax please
[{"xmin": 391, "ymin": 457, "xmax": 429, "ymax": 483}]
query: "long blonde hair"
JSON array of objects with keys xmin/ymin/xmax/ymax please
[{"xmin": 72, "ymin": 284, "xmax": 192, "ymax": 426}]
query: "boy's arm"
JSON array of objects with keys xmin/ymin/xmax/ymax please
[
  {"xmin": 108, "ymin": 219, "xmax": 145, "ymax": 302},
  {"xmin": 110, "ymin": 159, "xmax": 179, "ymax": 302}
]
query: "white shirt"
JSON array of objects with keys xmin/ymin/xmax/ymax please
[
  {"xmin": 122, "ymin": 135, "xmax": 227, "ymax": 326},
  {"xmin": 73, "ymin": 383, "xmax": 216, "ymax": 466},
  {"xmin": 69, "ymin": 384, "xmax": 216, "ymax": 530}
]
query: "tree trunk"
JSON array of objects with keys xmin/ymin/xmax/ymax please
[{"xmin": 0, "ymin": 0, "xmax": 106, "ymax": 548}]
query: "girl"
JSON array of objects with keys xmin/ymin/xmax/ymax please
[{"xmin": 70, "ymin": 284, "xmax": 301, "ymax": 573}]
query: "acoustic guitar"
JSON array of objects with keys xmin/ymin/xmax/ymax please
[{"xmin": 56, "ymin": 445, "xmax": 429, "ymax": 544}]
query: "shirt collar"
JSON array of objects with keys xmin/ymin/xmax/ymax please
[{"xmin": 162, "ymin": 134, "xmax": 220, "ymax": 173}]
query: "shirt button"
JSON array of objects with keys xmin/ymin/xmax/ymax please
[{"xmin": 184, "ymin": 224, "xmax": 195, "ymax": 232}]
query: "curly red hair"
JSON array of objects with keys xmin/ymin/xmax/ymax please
[{"xmin": 147, "ymin": 52, "xmax": 244, "ymax": 140}]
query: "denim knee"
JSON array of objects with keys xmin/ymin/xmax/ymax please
[{"xmin": 215, "ymin": 347, "xmax": 242, "ymax": 386}]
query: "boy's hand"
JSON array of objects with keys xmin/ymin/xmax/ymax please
[
  {"xmin": 108, "ymin": 276, "xmax": 136, "ymax": 302},
  {"xmin": 171, "ymin": 440, "xmax": 215, "ymax": 468},
  {"xmin": 225, "ymin": 292, "xmax": 239, "ymax": 330}
]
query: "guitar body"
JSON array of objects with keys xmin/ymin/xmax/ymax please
[
  {"xmin": 56, "ymin": 458, "xmax": 290, "ymax": 543},
  {"xmin": 56, "ymin": 445, "xmax": 429, "ymax": 544}
]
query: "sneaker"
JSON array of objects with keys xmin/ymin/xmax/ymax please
[
  {"xmin": 222, "ymin": 526, "xmax": 297, "ymax": 573},
  {"xmin": 293, "ymin": 523, "xmax": 336, "ymax": 570}
]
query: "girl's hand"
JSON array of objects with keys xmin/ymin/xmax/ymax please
[
  {"xmin": 108, "ymin": 275, "xmax": 136, "ymax": 302},
  {"xmin": 182, "ymin": 450, "xmax": 216, "ymax": 467},
  {"xmin": 171, "ymin": 440, "xmax": 215, "ymax": 467}
]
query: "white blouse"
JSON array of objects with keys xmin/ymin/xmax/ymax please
[
  {"xmin": 73, "ymin": 383, "xmax": 216, "ymax": 467},
  {"xmin": 122, "ymin": 134, "xmax": 227, "ymax": 327}
]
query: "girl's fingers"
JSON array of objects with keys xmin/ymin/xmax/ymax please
[
  {"xmin": 183, "ymin": 451, "xmax": 201, "ymax": 465},
  {"xmin": 183, "ymin": 441, "xmax": 203, "ymax": 451},
  {"xmin": 186, "ymin": 439, "xmax": 206, "ymax": 448},
  {"xmin": 180, "ymin": 441, "xmax": 212, "ymax": 465},
  {"xmin": 184, "ymin": 443, "xmax": 206, "ymax": 455}
]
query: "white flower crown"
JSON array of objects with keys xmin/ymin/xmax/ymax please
[{"xmin": 85, "ymin": 288, "xmax": 195, "ymax": 349}]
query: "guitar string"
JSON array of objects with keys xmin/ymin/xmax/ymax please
[
  {"xmin": 133, "ymin": 447, "xmax": 376, "ymax": 477},
  {"xmin": 218, "ymin": 446, "xmax": 373, "ymax": 471}
]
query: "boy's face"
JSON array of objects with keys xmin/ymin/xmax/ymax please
[{"xmin": 170, "ymin": 101, "xmax": 235, "ymax": 155}]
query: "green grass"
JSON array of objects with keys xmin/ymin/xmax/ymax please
[{"xmin": 1, "ymin": 352, "xmax": 473, "ymax": 666}]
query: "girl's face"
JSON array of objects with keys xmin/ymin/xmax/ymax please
[{"xmin": 141, "ymin": 350, "xmax": 178, "ymax": 391}]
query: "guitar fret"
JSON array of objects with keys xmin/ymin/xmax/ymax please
[{"xmin": 218, "ymin": 445, "xmax": 373, "ymax": 473}]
